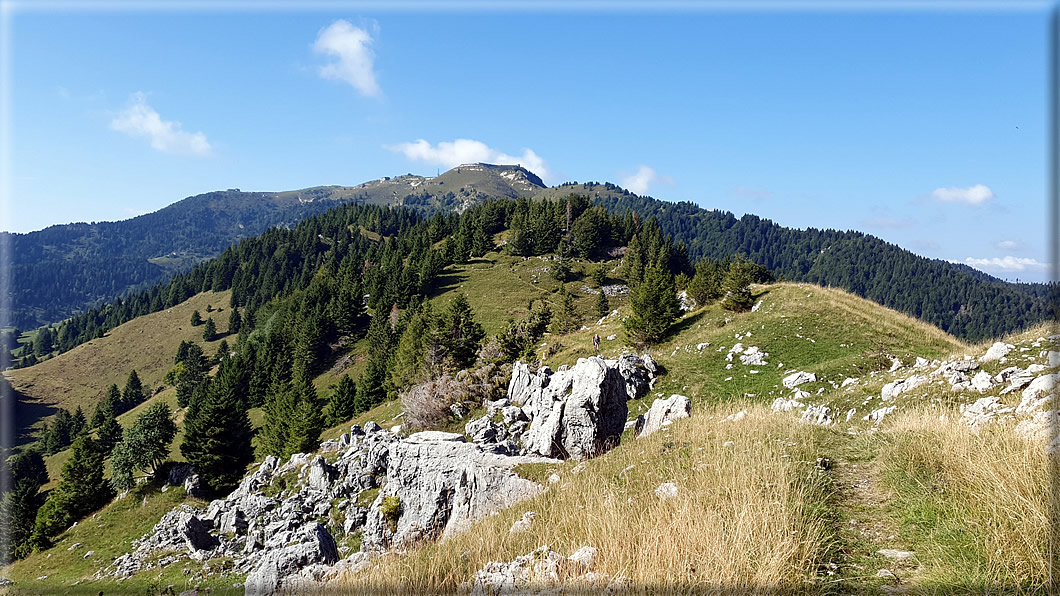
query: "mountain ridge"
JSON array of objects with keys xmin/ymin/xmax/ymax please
[{"xmin": 3, "ymin": 163, "xmax": 1049, "ymax": 343}]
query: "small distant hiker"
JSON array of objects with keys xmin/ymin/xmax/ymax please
[{"xmin": 592, "ymin": 333, "xmax": 601, "ymax": 352}]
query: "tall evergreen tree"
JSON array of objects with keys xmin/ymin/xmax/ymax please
[
  {"xmin": 437, "ymin": 293, "xmax": 485, "ymax": 370},
  {"xmin": 228, "ymin": 308, "xmax": 242, "ymax": 335},
  {"xmin": 180, "ymin": 355, "xmax": 254, "ymax": 494},
  {"xmin": 202, "ymin": 317, "xmax": 217, "ymax": 342},
  {"xmin": 0, "ymin": 450, "xmax": 47, "ymax": 562},
  {"xmin": 325, "ymin": 374, "xmax": 357, "ymax": 426},
  {"xmin": 29, "ymin": 435, "xmax": 111, "ymax": 549},
  {"xmin": 624, "ymin": 267, "xmax": 681, "ymax": 347},
  {"xmin": 121, "ymin": 370, "xmax": 146, "ymax": 411}
]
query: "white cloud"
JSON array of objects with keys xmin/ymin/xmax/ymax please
[
  {"xmin": 313, "ymin": 19, "xmax": 381, "ymax": 98},
  {"xmin": 385, "ymin": 138, "xmax": 550, "ymax": 181},
  {"xmin": 963, "ymin": 256, "xmax": 1047, "ymax": 272},
  {"xmin": 620, "ymin": 166, "xmax": 659, "ymax": 195},
  {"xmin": 931, "ymin": 184, "xmax": 995, "ymax": 205},
  {"xmin": 110, "ymin": 92, "xmax": 211, "ymax": 156},
  {"xmin": 995, "ymin": 240, "xmax": 1019, "ymax": 250}
]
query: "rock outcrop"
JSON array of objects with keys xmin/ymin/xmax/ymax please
[
  {"xmin": 360, "ymin": 433, "xmax": 558, "ymax": 551},
  {"xmin": 636, "ymin": 394, "xmax": 691, "ymax": 438},
  {"xmin": 516, "ymin": 356, "xmax": 633, "ymax": 460}
]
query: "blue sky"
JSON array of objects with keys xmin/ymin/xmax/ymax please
[{"xmin": 2, "ymin": 3, "xmax": 1053, "ymax": 282}]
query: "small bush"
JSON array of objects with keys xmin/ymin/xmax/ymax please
[{"xmin": 379, "ymin": 495, "xmax": 401, "ymax": 532}]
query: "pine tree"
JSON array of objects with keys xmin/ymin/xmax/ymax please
[
  {"xmin": 720, "ymin": 257, "xmax": 756, "ymax": 312},
  {"xmin": 259, "ymin": 377, "xmax": 295, "ymax": 457},
  {"xmin": 438, "ymin": 293, "xmax": 485, "ymax": 370},
  {"xmin": 623, "ymin": 267, "xmax": 681, "ymax": 347},
  {"xmin": 355, "ymin": 357, "xmax": 389, "ymax": 414},
  {"xmin": 228, "ymin": 308, "xmax": 242, "ymax": 335},
  {"xmin": 595, "ymin": 290, "xmax": 610, "ymax": 319},
  {"xmin": 180, "ymin": 355, "xmax": 253, "ymax": 494},
  {"xmin": 0, "ymin": 451, "xmax": 47, "ymax": 562},
  {"xmin": 30, "ymin": 435, "xmax": 112, "ymax": 548},
  {"xmin": 91, "ymin": 385, "xmax": 120, "ymax": 428},
  {"xmin": 176, "ymin": 344, "xmax": 208, "ymax": 409},
  {"xmin": 202, "ymin": 317, "xmax": 217, "ymax": 342},
  {"xmin": 389, "ymin": 303, "xmax": 434, "ymax": 390},
  {"xmin": 121, "ymin": 369, "xmax": 145, "ymax": 411},
  {"xmin": 326, "ymin": 374, "xmax": 357, "ymax": 426},
  {"xmin": 287, "ymin": 375, "xmax": 324, "ymax": 455},
  {"xmin": 97, "ymin": 413, "xmax": 123, "ymax": 456},
  {"xmin": 191, "ymin": 310, "xmax": 203, "ymax": 326},
  {"xmin": 550, "ymin": 288, "xmax": 580, "ymax": 335},
  {"xmin": 70, "ymin": 406, "xmax": 87, "ymax": 439}
]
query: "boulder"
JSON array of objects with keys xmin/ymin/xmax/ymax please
[
  {"xmin": 800, "ymin": 404, "xmax": 833, "ymax": 426},
  {"xmin": 880, "ymin": 375, "xmax": 929, "ymax": 401},
  {"xmin": 1017, "ymin": 374, "xmax": 1059, "ymax": 414},
  {"xmin": 980, "ymin": 342, "xmax": 1013, "ymax": 362},
  {"xmin": 782, "ymin": 371, "xmax": 816, "ymax": 389},
  {"xmin": 360, "ymin": 437, "xmax": 558, "ymax": 551},
  {"xmin": 970, "ymin": 371, "xmax": 994, "ymax": 393},
  {"xmin": 960, "ymin": 396, "xmax": 1013, "ymax": 430},
  {"xmin": 184, "ymin": 474, "xmax": 206, "ymax": 499},
  {"xmin": 244, "ymin": 522, "xmax": 339, "ymax": 596},
  {"xmin": 307, "ymin": 457, "xmax": 336, "ymax": 492},
  {"xmin": 615, "ymin": 354, "xmax": 652, "ymax": 399},
  {"xmin": 520, "ymin": 357, "xmax": 629, "ymax": 460},
  {"xmin": 465, "ymin": 545, "xmax": 607, "ymax": 595},
  {"xmin": 465, "ymin": 416, "xmax": 507, "ymax": 444},
  {"xmin": 770, "ymin": 398, "xmax": 804, "ymax": 412},
  {"xmin": 166, "ymin": 464, "xmax": 195, "ymax": 486},
  {"xmin": 636, "ymin": 394, "xmax": 691, "ymax": 438},
  {"xmin": 177, "ymin": 512, "xmax": 217, "ymax": 552}
]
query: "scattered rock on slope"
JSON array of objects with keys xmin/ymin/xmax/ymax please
[{"xmin": 636, "ymin": 394, "xmax": 691, "ymax": 438}]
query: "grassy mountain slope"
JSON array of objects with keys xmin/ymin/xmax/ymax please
[
  {"xmin": 1, "ymin": 251, "xmax": 1050, "ymax": 593},
  {"xmin": 4, "ymin": 291, "xmax": 231, "ymax": 444}
]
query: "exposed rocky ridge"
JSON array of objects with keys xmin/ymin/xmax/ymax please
[
  {"xmin": 100, "ymin": 353, "xmax": 661, "ymax": 594},
  {"xmin": 768, "ymin": 333, "xmax": 1060, "ymax": 453}
]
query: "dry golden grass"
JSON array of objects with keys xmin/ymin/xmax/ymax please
[
  {"xmin": 6, "ymin": 290, "xmax": 232, "ymax": 430},
  {"xmin": 338, "ymin": 405, "xmax": 835, "ymax": 595},
  {"xmin": 879, "ymin": 408, "xmax": 1053, "ymax": 590}
]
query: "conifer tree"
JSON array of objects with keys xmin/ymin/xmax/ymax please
[
  {"xmin": 287, "ymin": 375, "xmax": 324, "ymax": 455},
  {"xmin": 228, "ymin": 308, "xmax": 242, "ymax": 335},
  {"xmin": 180, "ymin": 356, "xmax": 253, "ymax": 494},
  {"xmin": 595, "ymin": 289, "xmax": 610, "ymax": 319},
  {"xmin": 259, "ymin": 377, "xmax": 295, "ymax": 457},
  {"xmin": 438, "ymin": 293, "xmax": 485, "ymax": 370},
  {"xmin": 0, "ymin": 450, "xmax": 47, "ymax": 562},
  {"xmin": 97, "ymin": 411, "xmax": 123, "ymax": 456},
  {"xmin": 325, "ymin": 374, "xmax": 357, "ymax": 426},
  {"xmin": 623, "ymin": 266, "xmax": 681, "ymax": 347},
  {"xmin": 202, "ymin": 317, "xmax": 217, "ymax": 342},
  {"xmin": 355, "ymin": 357, "xmax": 389, "ymax": 414},
  {"xmin": 550, "ymin": 288, "xmax": 580, "ymax": 335},
  {"xmin": 389, "ymin": 303, "xmax": 435, "ymax": 390},
  {"xmin": 720, "ymin": 257, "xmax": 756, "ymax": 312},
  {"xmin": 191, "ymin": 310, "xmax": 203, "ymax": 326},
  {"xmin": 91, "ymin": 385, "xmax": 120, "ymax": 428},
  {"xmin": 70, "ymin": 406, "xmax": 87, "ymax": 438},
  {"xmin": 30, "ymin": 435, "xmax": 111, "ymax": 548},
  {"xmin": 121, "ymin": 370, "xmax": 145, "ymax": 411}
]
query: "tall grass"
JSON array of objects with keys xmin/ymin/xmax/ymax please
[
  {"xmin": 337, "ymin": 405, "xmax": 835, "ymax": 594},
  {"xmin": 880, "ymin": 409, "xmax": 1052, "ymax": 591}
]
